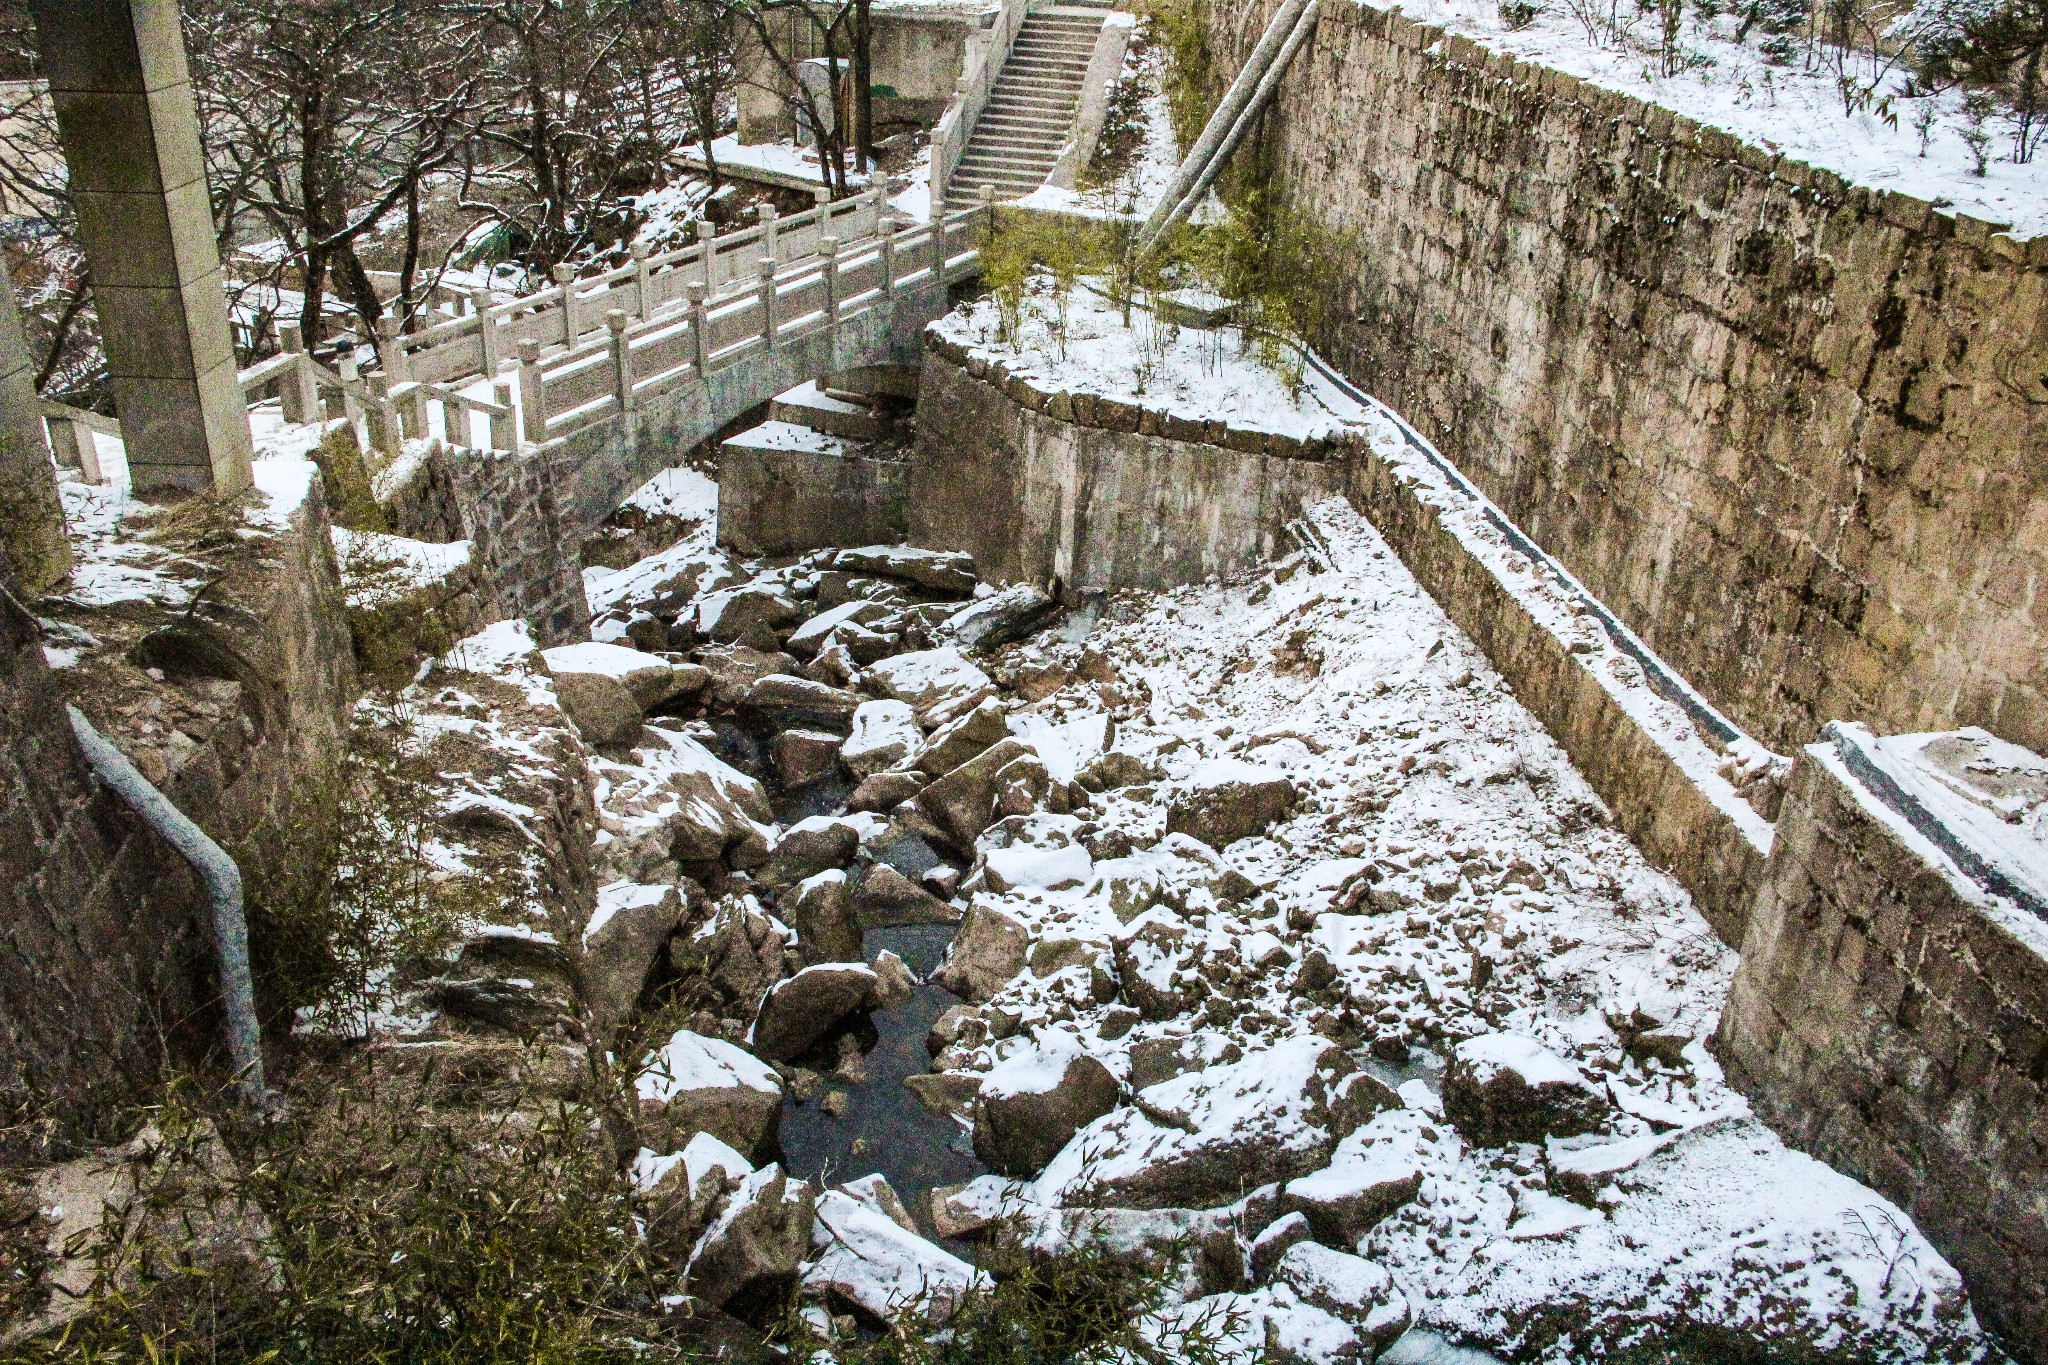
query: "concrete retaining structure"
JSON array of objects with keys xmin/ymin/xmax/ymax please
[
  {"xmin": 1, "ymin": 471, "xmax": 355, "ymax": 1157},
  {"xmin": 1203, "ymin": 0, "xmax": 2048, "ymax": 761},
  {"xmin": 910, "ymin": 333, "xmax": 1347, "ymax": 592},
  {"xmin": 1717, "ymin": 730, "xmax": 2048, "ymax": 1356},
  {"xmin": 908, "ymin": 333, "xmax": 1773, "ymax": 940}
]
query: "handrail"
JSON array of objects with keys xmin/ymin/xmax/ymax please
[
  {"xmin": 69, "ymin": 705, "xmax": 268, "ymax": 1105},
  {"xmin": 226, "ymin": 195, "xmax": 990, "ymax": 461}
]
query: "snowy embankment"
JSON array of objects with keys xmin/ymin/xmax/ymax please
[{"xmin": 1391, "ymin": 0, "xmax": 2048, "ymax": 236}]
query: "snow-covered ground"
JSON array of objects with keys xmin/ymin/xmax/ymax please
[
  {"xmin": 1395, "ymin": 0, "xmax": 2048, "ymax": 236},
  {"xmin": 930, "ymin": 495, "xmax": 1989, "ymax": 1359}
]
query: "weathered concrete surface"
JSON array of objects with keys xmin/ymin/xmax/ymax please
[
  {"xmin": 1, "ymin": 471, "xmax": 354, "ymax": 1158},
  {"xmin": 719, "ymin": 442, "xmax": 907, "ymax": 557},
  {"xmin": 908, "ymin": 338, "xmax": 1344, "ymax": 592},
  {"xmin": 1207, "ymin": 0, "xmax": 2048, "ymax": 760},
  {"xmin": 0, "ymin": 269, "xmax": 70, "ymax": 593},
  {"xmin": 1717, "ymin": 743, "xmax": 2048, "ymax": 1361},
  {"xmin": 30, "ymin": 0, "xmax": 253, "ymax": 494}
]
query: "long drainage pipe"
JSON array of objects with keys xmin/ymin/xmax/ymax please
[
  {"xmin": 67, "ymin": 705, "xmax": 267, "ymax": 1102},
  {"xmin": 1138, "ymin": 0, "xmax": 1321, "ymax": 258},
  {"xmin": 1137, "ymin": 0, "xmax": 1313, "ymax": 249}
]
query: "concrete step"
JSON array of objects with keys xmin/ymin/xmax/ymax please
[
  {"xmin": 971, "ymin": 130, "xmax": 1068, "ymax": 148},
  {"xmin": 768, "ymin": 379, "xmax": 894, "ymax": 441}
]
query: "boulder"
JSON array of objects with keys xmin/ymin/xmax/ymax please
[
  {"xmin": 913, "ymin": 697, "xmax": 1011, "ymax": 775},
  {"xmin": 1164, "ymin": 759, "xmax": 1298, "ymax": 850},
  {"xmin": 637, "ymin": 1029, "xmax": 785, "ymax": 1156},
  {"xmin": 1247, "ymin": 1210, "xmax": 1313, "ymax": 1285},
  {"xmin": 1083, "ymin": 833, "xmax": 1256, "ymax": 924},
  {"xmin": 1270, "ymin": 1243, "xmax": 1412, "ymax": 1355},
  {"xmin": 903, "ymin": 1072, "xmax": 983, "ymax": 1124},
  {"xmin": 770, "ymin": 729, "xmax": 843, "ymax": 789},
  {"xmin": 758, "ymin": 817, "xmax": 860, "ymax": 891},
  {"xmin": 699, "ymin": 585, "xmax": 803, "ymax": 643},
  {"xmin": 674, "ymin": 897, "xmax": 789, "ymax": 1015},
  {"xmin": 842, "ymin": 699, "xmax": 921, "ymax": 777},
  {"xmin": 947, "ymin": 584, "xmax": 1060, "ymax": 652},
  {"xmin": 686, "ymin": 1164, "xmax": 816, "ymax": 1317},
  {"xmin": 700, "ymin": 644, "xmax": 803, "ymax": 706},
  {"xmin": 985, "ymin": 842, "xmax": 1094, "ymax": 894},
  {"xmin": 784, "ymin": 870, "xmax": 864, "ymax": 965},
  {"xmin": 917, "ymin": 739, "xmax": 1057, "ymax": 849},
  {"xmin": 1442, "ymin": 1033, "xmax": 1612, "ymax": 1147},
  {"xmin": 847, "ymin": 770, "xmax": 926, "ymax": 813},
  {"xmin": 972, "ymin": 1037, "xmax": 1120, "ymax": 1177},
  {"xmin": 751, "ymin": 963, "xmax": 881, "ymax": 1061},
  {"xmin": 803, "ymin": 1189, "xmax": 986, "ymax": 1324},
  {"xmin": 871, "ymin": 949, "xmax": 916, "ymax": 1010},
  {"xmin": 581, "ymin": 881, "xmax": 683, "ymax": 1026},
  {"xmin": 551, "ymin": 670, "xmax": 642, "ymax": 745},
  {"xmin": 1112, "ymin": 914, "xmax": 1193, "ymax": 1021},
  {"xmin": 867, "ymin": 648, "xmax": 994, "ymax": 720},
  {"xmin": 542, "ymin": 641, "xmax": 692, "ymax": 711},
  {"xmin": 594, "ymin": 727, "xmax": 774, "ymax": 877},
  {"xmin": 1036, "ymin": 1037, "xmax": 1377, "ymax": 1211},
  {"xmin": 738, "ymin": 674, "xmax": 864, "ymax": 732},
  {"xmin": 1076, "ymin": 750, "xmax": 1156, "ymax": 793},
  {"xmin": 934, "ymin": 899, "xmax": 1029, "ymax": 1001},
  {"xmin": 786, "ymin": 598, "xmax": 893, "ymax": 660},
  {"xmin": 834, "ymin": 545, "xmax": 979, "ymax": 596},
  {"xmin": 828, "ymin": 620, "xmax": 904, "ymax": 666},
  {"xmin": 635, "ymin": 1132, "xmax": 754, "ymax": 1266},
  {"xmin": 1279, "ymin": 1114, "xmax": 1425, "ymax": 1247},
  {"xmin": 855, "ymin": 862, "xmax": 959, "ymax": 926},
  {"xmin": 428, "ymin": 973, "xmax": 576, "ymax": 1036},
  {"xmin": 929, "ymin": 1175, "xmax": 1025, "ymax": 1240}
]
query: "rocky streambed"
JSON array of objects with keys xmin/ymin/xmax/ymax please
[{"xmin": 330, "ymin": 469, "xmax": 1999, "ymax": 1365}]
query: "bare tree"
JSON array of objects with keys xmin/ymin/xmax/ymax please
[{"xmin": 184, "ymin": 0, "xmax": 480, "ymax": 348}]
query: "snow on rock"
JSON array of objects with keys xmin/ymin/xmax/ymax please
[
  {"xmin": 591, "ymin": 724, "xmax": 775, "ymax": 880},
  {"xmin": 1442, "ymin": 1032, "xmax": 1614, "ymax": 1148},
  {"xmin": 541, "ymin": 640, "xmax": 694, "ymax": 710},
  {"xmin": 802, "ymin": 1189, "xmax": 987, "ymax": 1324},
  {"xmin": 973, "ymin": 1032, "xmax": 1120, "ymax": 1176},
  {"xmin": 1411, "ymin": 1117, "xmax": 1981, "ymax": 1360},
  {"xmin": 905, "ymin": 490, "xmax": 1988, "ymax": 1360},
  {"xmin": 867, "ymin": 647, "xmax": 994, "ymax": 719},
  {"xmin": 636, "ymin": 1028, "xmax": 784, "ymax": 1155},
  {"xmin": 842, "ymin": 698, "xmax": 921, "ymax": 777},
  {"xmin": 1035, "ymin": 1035, "xmax": 1367, "ymax": 1210}
]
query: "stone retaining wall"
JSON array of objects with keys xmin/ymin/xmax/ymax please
[
  {"xmin": 1717, "ymin": 743, "xmax": 2048, "ymax": 1357},
  {"xmin": 1208, "ymin": 0, "xmax": 2048, "ymax": 759},
  {"xmin": 0, "ymin": 477, "xmax": 355, "ymax": 1158},
  {"xmin": 910, "ymin": 334, "xmax": 1347, "ymax": 591}
]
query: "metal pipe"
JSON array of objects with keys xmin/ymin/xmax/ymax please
[
  {"xmin": 1136, "ymin": 0, "xmax": 1313, "ymax": 249},
  {"xmin": 67, "ymin": 705, "xmax": 266, "ymax": 1102},
  {"xmin": 1141, "ymin": 1, "xmax": 1321, "ymax": 257}
]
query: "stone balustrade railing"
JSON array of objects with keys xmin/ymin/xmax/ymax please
[{"xmin": 229, "ymin": 192, "xmax": 994, "ymax": 463}]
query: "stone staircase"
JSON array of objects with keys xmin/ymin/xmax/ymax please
[{"xmin": 950, "ymin": 7, "xmax": 1107, "ymax": 203}]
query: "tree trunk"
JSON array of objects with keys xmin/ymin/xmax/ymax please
[{"xmin": 853, "ymin": 0, "xmax": 873, "ymax": 170}]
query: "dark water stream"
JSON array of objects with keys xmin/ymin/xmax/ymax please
[{"xmin": 776, "ymin": 922, "xmax": 985, "ymax": 1247}]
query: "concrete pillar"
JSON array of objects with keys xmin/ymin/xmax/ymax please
[
  {"xmin": 30, "ymin": 0, "xmax": 253, "ymax": 496},
  {"xmin": 0, "ymin": 269, "xmax": 71, "ymax": 592}
]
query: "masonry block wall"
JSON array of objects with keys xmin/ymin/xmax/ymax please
[
  {"xmin": 1717, "ymin": 747, "xmax": 2048, "ymax": 1355},
  {"xmin": 0, "ymin": 483, "xmax": 354, "ymax": 1158},
  {"xmin": 1210, "ymin": 0, "xmax": 2048, "ymax": 758}
]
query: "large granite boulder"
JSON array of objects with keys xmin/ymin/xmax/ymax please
[
  {"xmin": 751, "ymin": 963, "xmax": 881, "ymax": 1061},
  {"xmin": 636, "ymin": 1029, "xmax": 785, "ymax": 1156},
  {"xmin": 972, "ymin": 1035, "xmax": 1120, "ymax": 1177},
  {"xmin": 685, "ymin": 1164, "xmax": 816, "ymax": 1317},
  {"xmin": 1164, "ymin": 759, "xmax": 1298, "ymax": 850},
  {"xmin": 1441, "ymin": 1032, "xmax": 1612, "ymax": 1148}
]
